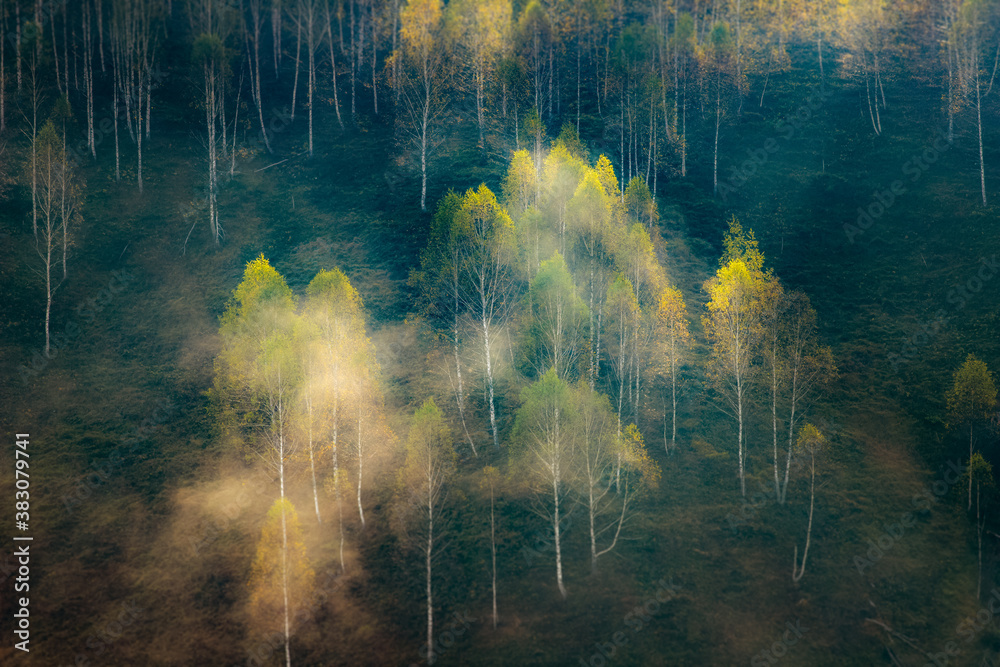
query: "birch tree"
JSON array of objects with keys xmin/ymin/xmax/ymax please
[
  {"xmin": 703, "ymin": 220, "xmax": 766, "ymax": 497},
  {"xmin": 837, "ymin": 0, "xmax": 894, "ymax": 136},
  {"xmin": 947, "ymin": 354, "xmax": 998, "ymax": 510},
  {"xmin": 480, "ymin": 465, "xmax": 500, "ymax": 629},
  {"xmin": 192, "ymin": 32, "xmax": 229, "ymax": 244},
  {"xmin": 394, "ymin": 398, "xmax": 456, "ymax": 664},
  {"xmin": 241, "ymin": 0, "xmax": 272, "ymax": 152},
  {"xmin": 567, "ymin": 167, "xmax": 614, "ymax": 390},
  {"xmin": 447, "ymin": 0, "xmax": 511, "ymax": 149},
  {"xmin": 111, "ymin": 0, "xmax": 162, "ymax": 192},
  {"xmin": 967, "ymin": 452, "xmax": 994, "ymax": 600},
  {"xmin": 511, "ymin": 367, "xmax": 574, "ymax": 598},
  {"xmin": 520, "ymin": 252, "xmax": 588, "ymax": 380},
  {"xmin": 215, "ymin": 256, "xmax": 301, "ymax": 667},
  {"xmin": 952, "ymin": 0, "xmax": 999, "ymax": 205},
  {"xmin": 33, "ymin": 120, "xmax": 81, "ymax": 357},
  {"xmin": 575, "ymin": 388, "xmax": 659, "ymax": 572},
  {"xmin": 291, "ymin": 0, "xmax": 324, "ymax": 155},
  {"xmin": 778, "ymin": 291, "xmax": 834, "ymax": 504},
  {"xmin": 248, "ymin": 498, "xmax": 314, "ymax": 667},
  {"xmin": 413, "ymin": 192, "xmax": 478, "ymax": 455},
  {"xmin": 455, "ymin": 184, "xmax": 517, "ymax": 450},
  {"xmin": 791, "ymin": 424, "xmax": 823, "ymax": 583},
  {"xmin": 706, "ymin": 21, "xmax": 735, "ymax": 197},
  {"xmin": 655, "ymin": 285, "xmax": 690, "ymax": 455},
  {"xmin": 394, "ymin": 0, "xmax": 447, "ymax": 212},
  {"xmin": 304, "ymin": 268, "xmax": 371, "ymax": 563},
  {"xmin": 604, "ymin": 273, "xmax": 640, "ymax": 440}
]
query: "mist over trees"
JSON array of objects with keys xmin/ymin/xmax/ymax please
[{"xmin": 3, "ymin": 0, "xmax": 1000, "ymax": 665}]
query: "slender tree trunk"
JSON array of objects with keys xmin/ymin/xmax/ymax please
[
  {"xmin": 482, "ymin": 312, "xmax": 498, "ymax": 450},
  {"xmin": 426, "ymin": 491, "xmax": 434, "ymax": 663},
  {"xmin": 817, "ymin": 36, "xmax": 824, "ymax": 91},
  {"xmin": 781, "ymin": 363, "xmax": 799, "ymax": 505},
  {"xmin": 357, "ymin": 409, "xmax": 365, "ymax": 526},
  {"xmin": 671, "ymin": 337, "xmax": 677, "ymax": 453},
  {"xmin": 792, "ymin": 447, "xmax": 815, "ymax": 583},
  {"xmin": 490, "ymin": 483, "xmax": 497, "ymax": 629},
  {"xmin": 969, "ymin": 423, "xmax": 974, "ymax": 511},
  {"xmin": 15, "ymin": 2, "xmax": 22, "ymax": 92},
  {"xmin": 553, "ymin": 470, "xmax": 566, "ymax": 599},
  {"xmin": 738, "ymin": 379, "xmax": 745, "ymax": 497},
  {"xmin": 44, "ymin": 245, "xmax": 52, "ymax": 357},
  {"xmin": 307, "ymin": 398, "xmax": 321, "ymax": 522},
  {"xmin": 52, "ymin": 16, "xmax": 63, "ymax": 95},
  {"xmin": 333, "ymin": 389, "xmax": 345, "ymax": 571},
  {"xmin": 977, "ymin": 77, "xmax": 987, "ymax": 206},
  {"xmin": 114, "ymin": 75, "xmax": 120, "ymax": 181},
  {"xmin": 681, "ymin": 75, "xmax": 687, "ymax": 177},
  {"xmin": 576, "ymin": 41, "xmax": 581, "ymax": 133},
  {"xmin": 349, "ymin": 0, "xmax": 356, "ymax": 118},
  {"xmin": 977, "ymin": 482, "xmax": 983, "ymax": 600},
  {"xmin": 278, "ymin": 411, "xmax": 292, "ymax": 667},
  {"xmin": 271, "ymin": 0, "xmax": 283, "ymax": 76},
  {"xmin": 588, "ymin": 481, "xmax": 597, "ymax": 572},
  {"xmin": 308, "ymin": 33, "xmax": 315, "ymax": 156},
  {"xmin": 713, "ymin": 71, "xmax": 720, "ymax": 196},
  {"xmin": 371, "ymin": 7, "xmax": 377, "ymax": 115},
  {"xmin": 326, "ymin": 9, "xmax": 343, "ymax": 129},
  {"xmin": 291, "ymin": 17, "xmax": 302, "ymax": 120},
  {"xmin": 453, "ymin": 274, "xmax": 476, "ymax": 455},
  {"xmin": 947, "ymin": 44, "xmax": 954, "ymax": 143},
  {"xmin": 772, "ymin": 349, "xmax": 779, "ymax": 499}
]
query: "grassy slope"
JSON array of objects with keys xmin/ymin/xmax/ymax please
[{"xmin": 0, "ymin": 40, "xmax": 998, "ymax": 667}]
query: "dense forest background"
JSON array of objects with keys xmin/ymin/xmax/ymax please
[{"xmin": 1, "ymin": 0, "xmax": 1000, "ymax": 665}]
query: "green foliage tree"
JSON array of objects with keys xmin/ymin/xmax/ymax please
[
  {"xmin": 454, "ymin": 184, "xmax": 518, "ymax": 450},
  {"xmin": 567, "ymin": 167, "xmax": 614, "ymax": 389},
  {"xmin": 624, "ymin": 176, "xmax": 658, "ymax": 229},
  {"xmin": 947, "ymin": 354, "xmax": 998, "ymax": 510},
  {"xmin": 395, "ymin": 398, "xmax": 456, "ymax": 662},
  {"xmin": 655, "ymin": 285, "xmax": 691, "ymax": 454},
  {"xmin": 576, "ymin": 387, "xmax": 659, "ymax": 572},
  {"xmin": 967, "ymin": 452, "xmax": 994, "ymax": 600},
  {"xmin": 33, "ymin": 118, "xmax": 80, "ymax": 357},
  {"xmin": 510, "ymin": 367, "xmax": 574, "ymax": 598},
  {"xmin": 520, "ymin": 252, "xmax": 588, "ymax": 380},
  {"xmin": 502, "ymin": 149, "xmax": 538, "ymax": 221}
]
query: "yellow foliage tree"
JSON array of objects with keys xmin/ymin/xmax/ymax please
[{"xmin": 248, "ymin": 497, "xmax": 314, "ymax": 667}]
